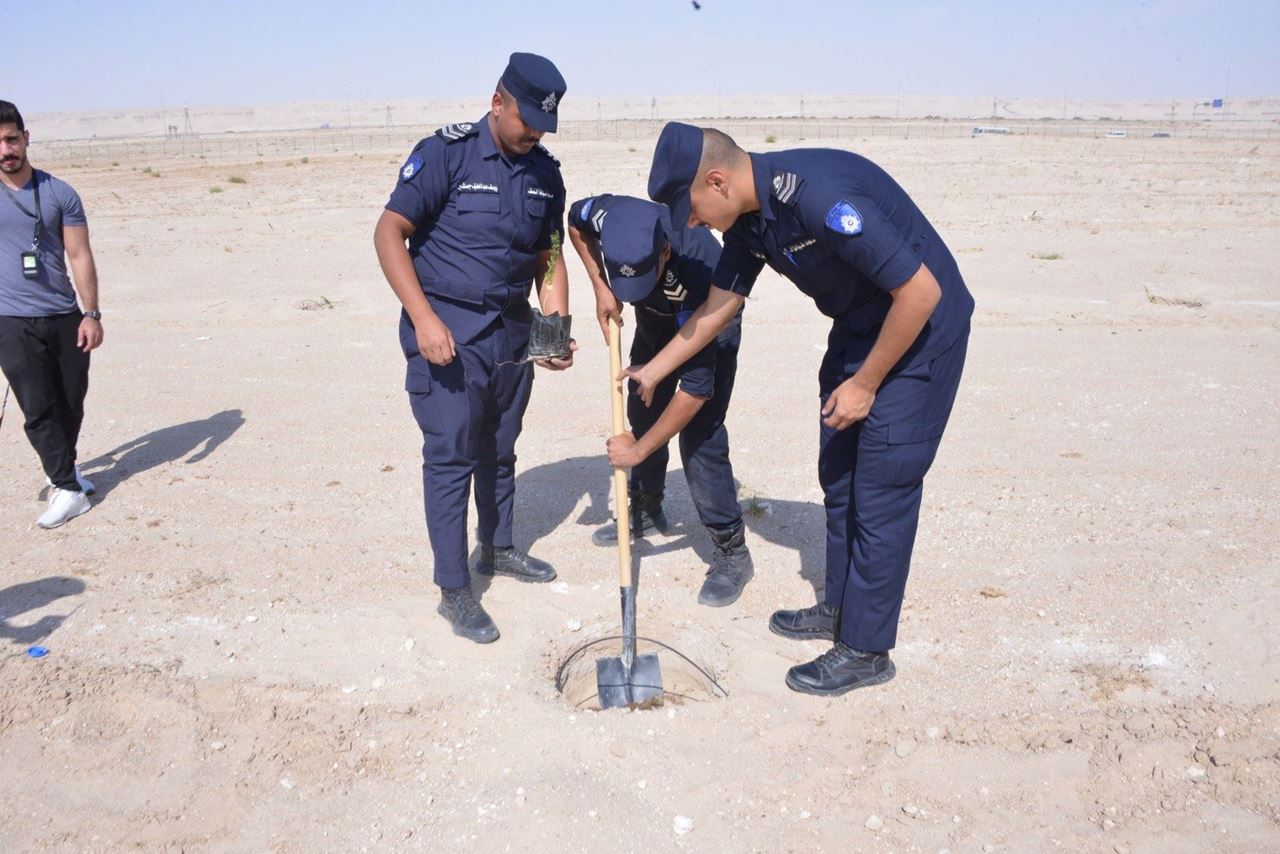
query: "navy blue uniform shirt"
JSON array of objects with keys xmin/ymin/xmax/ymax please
[
  {"xmin": 386, "ymin": 118, "xmax": 565, "ymax": 345},
  {"xmin": 715, "ymin": 150, "xmax": 974, "ymax": 371},
  {"xmin": 570, "ymin": 193, "xmax": 722, "ymax": 398}
]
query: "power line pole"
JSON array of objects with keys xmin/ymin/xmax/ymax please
[{"xmin": 1062, "ymin": 77, "xmax": 1068, "ymax": 120}]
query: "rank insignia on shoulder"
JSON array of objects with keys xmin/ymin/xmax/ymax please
[
  {"xmin": 825, "ymin": 200, "xmax": 863, "ymax": 236},
  {"xmin": 400, "ymin": 154, "xmax": 423, "ymax": 181},
  {"xmin": 579, "ymin": 197, "xmax": 594, "ymax": 223},
  {"xmin": 771, "ymin": 171, "xmax": 802, "ymax": 204},
  {"xmin": 436, "ymin": 122, "xmax": 476, "ymax": 142}
]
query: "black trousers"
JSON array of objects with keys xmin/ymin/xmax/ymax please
[{"xmin": 0, "ymin": 312, "xmax": 91, "ymax": 491}]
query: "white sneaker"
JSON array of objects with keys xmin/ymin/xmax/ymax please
[
  {"xmin": 37, "ymin": 488, "xmax": 92, "ymax": 529},
  {"xmin": 45, "ymin": 465, "xmax": 95, "ymax": 495}
]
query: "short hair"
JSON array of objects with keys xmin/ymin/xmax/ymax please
[
  {"xmin": 697, "ymin": 127, "xmax": 746, "ymax": 174},
  {"xmin": 0, "ymin": 100, "xmax": 24, "ymax": 132}
]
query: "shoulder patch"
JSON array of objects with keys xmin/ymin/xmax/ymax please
[
  {"xmin": 825, "ymin": 200, "xmax": 863, "ymax": 236},
  {"xmin": 435, "ymin": 122, "xmax": 477, "ymax": 143},
  {"xmin": 534, "ymin": 141, "xmax": 560, "ymax": 166},
  {"xmin": 578, "ymin": 197, "xmax": 595, "ymax": 223},
  {"xmin": 771, "ymin": 171, "xmax": 803, "ymax": 205},
  {"xmin": 400, "ymin": 153, "xmax": 423, "ymax": 182}
]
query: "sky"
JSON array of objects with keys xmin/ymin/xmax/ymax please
[{"xmin": 9, "ymin": 0, "xmax": 1278, "ymax": 113}]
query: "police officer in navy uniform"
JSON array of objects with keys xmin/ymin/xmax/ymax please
[
  {"xmin": 566, "ymin": 194, "xmax": 753, "ymax": 606},
  {"xmin": 633, "ymin": 123, "xmax": 974, "ymax": 695},
  {"xmin": 374, "ymin": 53, "xmax": 575, "ymax": 644}
]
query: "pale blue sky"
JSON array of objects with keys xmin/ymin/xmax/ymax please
[{"xmin": 12, "ymin": 0, "xmax": 1277, "ymax": 112}]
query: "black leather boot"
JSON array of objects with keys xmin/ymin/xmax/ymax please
[
  {"xmin": 591, "ymin": 490, "xmax": 670, "ymax": 545},
  {"xmin": 437, "ymin": 584, "xmax": 499, "ymax": 644},
  {"xmin": 474, "ymin": 545, "xmax": 557, "ymax": 583},
  {"xmin": 784, "ymin": 642, "xmax": 896, "ymax": 696},
  {"xmin": 697, "ymin": 524, "xmax": 755, "ymax": 607},
  {"xmin": 768, "ymin": 602, "xmax": 838, "ymax": 641}
]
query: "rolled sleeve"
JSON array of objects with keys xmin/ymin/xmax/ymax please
[{"xmin": 676, "ymin": 341, "xmax": 716, "ymax": 398}]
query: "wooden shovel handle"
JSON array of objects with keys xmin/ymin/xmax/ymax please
[{"xmin": 608, "ymin": 317, "xmax": 632, "ymax": 587}]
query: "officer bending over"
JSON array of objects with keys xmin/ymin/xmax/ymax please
[
  {"xmin": 636, "ymin": 123, "xmax": 974, "ymax": 695},
  {"xmin": 374, "ymin": 53, "xmax": 575, "ymax": 644},
  {"xmin": 567, "ymin": 194, "xmax": 752, "ymax": 606}
]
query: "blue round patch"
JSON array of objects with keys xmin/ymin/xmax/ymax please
[
  {"xmin": 825, "ymin": 200, "xmax": 863, "ymax": 236},
  {"xmin": 400, "ymin": 154, "xmax": 423, "ymax": 182}
]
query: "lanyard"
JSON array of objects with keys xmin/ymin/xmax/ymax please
[{"xmin": 1, "ymin": 170, "xmax": 43, "ymax": 249}]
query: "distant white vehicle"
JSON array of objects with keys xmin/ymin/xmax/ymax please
[
  {"xmin": 1105, "ymin": 129, "xmax": 1128, "ymax": 138},
  {"xmin": 971, "ymin": 125, "xmax": 1011, "ymax": 136}
]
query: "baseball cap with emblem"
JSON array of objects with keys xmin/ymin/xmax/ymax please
[
  {"xmin": 600, "ymin": 198, "xmax": 673, "ymax": 303},
  {"xmin": 501, "ymin": 52, "xmax": 567, "ymax": 133},
  {"xmin": 647, "ymin": 121, "xmax": 703, "ymax": 226}
]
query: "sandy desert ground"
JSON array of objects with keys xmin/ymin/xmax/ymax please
[{"xmin": 1, "ymin": 105, "xmax": 1278, "ymax": 851}]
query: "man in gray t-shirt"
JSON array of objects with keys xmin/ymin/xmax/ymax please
[{"xmin": 0, "ymin": 100, "xmax": 105, "ymax": 529}]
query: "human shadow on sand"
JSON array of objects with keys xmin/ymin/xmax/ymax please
[
  {"xmin": 470, "ymin": 453, "xmax": 825, "ymax": 600},
  {"xmin": 73, "ymin": 409, "xmax": 246, "ymax": 500},
  {"xmin": 0, "ymin": 576, "xmax": 86, "ymax": 645}
]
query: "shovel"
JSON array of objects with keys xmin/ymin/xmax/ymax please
[{"xmin": 596, "ymin": 317, "xmax": 663, "ymax": 709}]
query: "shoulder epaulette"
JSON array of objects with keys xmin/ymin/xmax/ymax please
[
  {"xmin": 771, "ymin": 171, "xmax": 803, "ymax": 205},
  {"xmin": 534, "ymin": 141, "xmax": 560, "ymax": 166},
  {"xmin": 435, "ymin": 122, "xmax": 479, "ymax": 143}
]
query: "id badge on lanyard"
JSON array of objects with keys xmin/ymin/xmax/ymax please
[{"xmin": 2, "ymin": 171, "xmax": 43, "ymax": 279}]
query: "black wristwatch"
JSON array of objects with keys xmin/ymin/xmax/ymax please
[{"xmin": 83, "ymin": 310, "xmax": 102, "ymax": 321}]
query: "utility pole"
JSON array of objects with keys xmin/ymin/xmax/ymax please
[
  {"xmin": 1062, "ymin": 77, "xmax": 1068, "ymax": 120},
  {"xmin": 1224, "ymin": 63, "xmax": 1231, "ymax": 116},
  {"xmin": 896, "ymin": 75, "xmax": 901, "ymax": 120}
]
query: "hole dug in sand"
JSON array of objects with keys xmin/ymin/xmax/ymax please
[{"xmin": 553, "ymin": 624, "xmax": 730, "ymax": 711}]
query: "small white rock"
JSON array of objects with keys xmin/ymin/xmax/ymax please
[
  {"xmin": 865, "ymin": 815, "xmax": 884, "ymax": 831},
  {"xmin": 371, "ymin": 676, "xmax": 386, "ymax": 689},
  {"xmin": 209, "ymin": 740, "xmax": 226, "ymax": 751},
  {"xmin": 566, "ymin": 618, "xmax": 583, "ymax": 632},
  {"xmin": 1037, "ymin": 609, "xmax": 1047, "ymax": 618},
  {"xmin": 673, "ymin": 815, "xmax": 694, "ymax": 835},
  {"xmin": 404, "ymin": 638, "xmax": 415, "ymax": 651},
  {"xmin": 902, "ymin": 804, "xmax": 919, "ymax": 817},
  {"xmin": 1215, "ymin": 727, "xmax": 1225, "ymax": 738},
  {"xmin": 1186, "ymin": 766, "xmax": 1207, "ymax": 781},
  {"xmin": 341, "ymin": 685, "xmax": 357, "ymax": 694},
  {"xmin": 798, "ymin": 810, "xmax": 811, "ymax": 820},
  {"xmin": 244, "ymin": 615, "xmax": 258, "ymax": 623},
  {"xmin": 280, "ymin": 777, "xmax": 296, "ymax": 790},
  {"xmin": 550, "ymin": 581, "xmax": 570, "ymax": 594},
  {"xmin": 637, "ymin": 780, "xmax": 647, "ymax": 789}
]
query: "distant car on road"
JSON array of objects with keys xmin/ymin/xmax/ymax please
[
  {"xmin": 972, "ymin": 126, "xmax": 1011, "ymax": 136},
  {"xmin": 1105, "ymin": 130, "xmax": 1128, "ymax": 138}
]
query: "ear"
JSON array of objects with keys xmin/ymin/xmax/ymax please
[
  {"xmin": 491, "ymin": 91, "xmax": 504, "ymax": 115},
  {"xmin": 660, "ymin": 242, "xmax": 672, "ymax": 264},
  {"xmin": 704, "ymin": 168, "xmax": 729, "ymax": 194}
]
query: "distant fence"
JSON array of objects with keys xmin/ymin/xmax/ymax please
[{"xmin": 33, "ymin": 117, "xmax": 1280, "ymax": 165}]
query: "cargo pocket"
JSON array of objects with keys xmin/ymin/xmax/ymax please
[{"xmin": 404, "ymin": 354, "xmax": 433, "ymax": 395}]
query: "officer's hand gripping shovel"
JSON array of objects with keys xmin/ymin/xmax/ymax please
[{"xmin": 596, "ymin": 317, "xmax": 663, "ymax": 709}]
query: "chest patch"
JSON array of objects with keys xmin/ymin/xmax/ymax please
[
  {"xmin": 825, "ymin": 200, "xmax": 863, "ymax": 236},
  {"xmin": 458, "ymin": 182, "xmax": 499, "ymax": 193},
  {"xmin": 527, "ymin": 186, "xmax": 553, "ymax": 199}
]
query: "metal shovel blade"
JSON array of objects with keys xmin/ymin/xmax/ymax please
[{"xmin": 596, "ymin": 652, "xmax": 664, "ymax": 710}]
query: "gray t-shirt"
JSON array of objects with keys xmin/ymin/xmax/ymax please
[{"xmin": 0, "ymin": 170, "xmax": 86, "ymax": 317}]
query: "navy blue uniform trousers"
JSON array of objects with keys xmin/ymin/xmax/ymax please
[
  {"xmin": 627, "ymin": 311, "xmax": 743, "ymax": 531},
  {"xmin": 401, "ymin": 314, "xmax": 533, "ymax": 589},
  {"xmin": 818, "ymin": 324, "xmax": 969, "ymax": 652}
]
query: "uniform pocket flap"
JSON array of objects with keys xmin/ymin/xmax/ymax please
[
  {"xmin": 457, "ymin": 192, "xmax": 500, "ymax": 213},
  {"xmin": 886, "ymin": 415, "xmax": 947, "ymax": 445},
  {"xmin": 404, "ymin": 357, "xmax": 433, "ymax": 394},
  {"xmin": 427, "ymin": 278, "xmax": 486, "ymax": 307}
]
